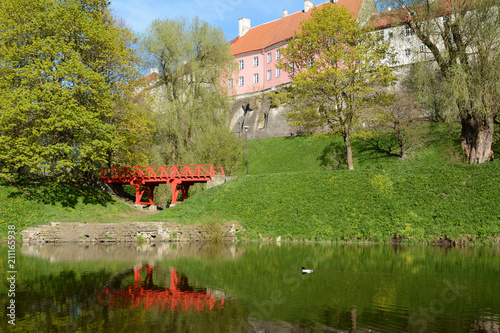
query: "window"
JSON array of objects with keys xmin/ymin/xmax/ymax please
[
  {"xmin": 307, "ymin": 59, "xmax": 313, "ymax": 67},
  {"xmin": 267, "ymin": 70, "xmax": 272, "ymax": 80},
  {"xmin": 405, "ymin": 48, "xmax": 411, "ymax": 56},
  {"xmin": 239, "ymin": 76, "xmax": 244, "ymax": 86},
  {"xmin": 228, "ymin": 79, "xmax": 233, "ymax": 88},
  {"xmin": 406, "ymin": 26, "xmax": 415, "ymax": 36},
  {"xmin": 253, "ymin": 56, "xmax": 259, "ymax": 67},
  {"xmin": 388, "ymin": 31, "xmax": 394, "ymax": 39},
  {"xmin": 267, "ymin": 53, "xmax": 272, "ymax": 63},
  {"xmin": 253, "ymin": 73, "xmax": 259, "ymax": 83},
  {"xmin": 442, "ymin": 15, "xmax": 449, "ymax": 24},
  {"xmin": 239, "ymin": 60, "xmax": 244, "ymax": 70},
  {"xmin": 289, "ymin": 62, "xmax": 294, "ymax": 73},
  {"xmin": 276, "ymin": 67, "xmax": 281, "ymax": 77},
  {"xmin": 276, "ymin": 49, "xmax": 281, "ymax": 60},
  {"xmin": 420, "ymin": 45, "xmax": 426, "ymax": 53}
]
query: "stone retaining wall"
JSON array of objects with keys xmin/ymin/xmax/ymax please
[
  {"xmin": 206, "ymin": 175, "xmax": 238, "ymax": 189},
  {"xmin": 21, "ymin": 222, "xmax": 245, "ymax": 244}
]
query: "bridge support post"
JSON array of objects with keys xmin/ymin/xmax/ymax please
[
  {"xmin": 133, "ymin": 181, "xmax": 158, "ymax": 205},
  {"xmin": 170, "ymin": 181, "xmax": 193, "ymax": 206}
]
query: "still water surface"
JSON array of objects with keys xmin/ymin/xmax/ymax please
[{"xmin": 0, "ymin": 242, "xmax": 499, "ymax": 332}]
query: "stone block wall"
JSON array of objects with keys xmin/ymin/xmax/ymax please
[{"xmin": 21, "ymin": 222, "xmax": 245, "ymax": 244}]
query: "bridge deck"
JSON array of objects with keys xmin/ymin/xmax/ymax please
[{"xmin": 100, "ymin": 164, "xmax": 225, "ymax": 206}]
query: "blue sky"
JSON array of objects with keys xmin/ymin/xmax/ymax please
[{"xmin": 110, "ymin": 0, "xmax": 352, "ymax": 40}]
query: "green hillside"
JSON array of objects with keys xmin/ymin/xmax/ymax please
[
  {"xmin": 236, "ymin": 122, "xmax": 464, "ymax": 176},
  {"xmin": 147, "ymin": 161, "xmax": 500, "ymax": 243},
  {"xmin": 146, "ymin": 122, "xmax": 500, "ymax": 243},
  {"xmin": 2, "ymin": 122, "xmax": 499, "ymax": 244},
  {"xmin": 0, "ymin": 176, "xmax": 145, "ymax": 237}
]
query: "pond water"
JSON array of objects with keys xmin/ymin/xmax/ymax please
[{"xmin": 0, "ymin": 242, "xmax": 499, "ymax": 332}]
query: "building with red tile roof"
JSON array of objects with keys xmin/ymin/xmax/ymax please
[{"xmin": 227, "ymin": 0, "xmax": 378, "ymax": 96}]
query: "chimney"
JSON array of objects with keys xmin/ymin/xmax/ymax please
[
  {"xmin": 238, "ymin": 18, "xmax": 251, "ymax": 37},
  {"xmin": 304, "ymin": 0, "xmax": 314, "ymax": 12},
  {"xmin": 283, "ymin": 9, "xmax": 288, "ymax": 17}
]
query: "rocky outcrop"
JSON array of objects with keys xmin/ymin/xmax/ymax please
[{"xmin": 229, "ymin": 91, "xmax": 300, "ymax": 140}]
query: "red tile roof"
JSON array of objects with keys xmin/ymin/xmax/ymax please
[
  {"xmin": 231, "ymin": 0, "xmax": 366, "ymax": 56},
  {"xmin": 145, "ymin": 73, "xmax": 158, "ymax": 83},
  {"xmin": 366, "ymin": 0, "xmax": 476, "ymax": 30}
]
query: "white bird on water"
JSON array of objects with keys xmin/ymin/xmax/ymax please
[{"xmin": 301, "ymin": 267, "xmax": 314, "ymax": 274}]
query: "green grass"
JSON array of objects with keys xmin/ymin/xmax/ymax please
[
  {"xmin": 0, "ymin": 174, "xmax": 140, "ymax": 239},
  {"xmin": 143, "ymin": 122, "xmax": 500, "ymax": 243},
  {"xmin": 1, "ymin": 122, "xmax": 499, "ymax": 243},
  {"xmin": 238, "ymin": 122, "xmax": 464, "ymax": 176},
  {"xmin": 145, "ymin": 160, "xmax": 500, "ymax": 243}
]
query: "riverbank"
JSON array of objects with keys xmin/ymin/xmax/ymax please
[
  {"xmin": 2, "ymin": 162, "xmax": 499, "ymax": 245},
  {"xmin": 143, "ymin": 160, "xmax": 500, "ymax": 245},
  {"xmin": 20, "ymin": 222, "xmax": 244, "ymax": 243},
  {"xmin": 2, "ymin": 123, "xmax": 499, "ymax": 245}
]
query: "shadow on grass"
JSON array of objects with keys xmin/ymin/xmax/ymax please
[
  {"xmin": 316, "ymin": 134, "xmax": 399, "ymax": 170},
  {"xmin": 6, "ymin": 174, "xmax": 114, "ymax": 208},
  {"xmin": 357, "ymin": 135, "xmax": 399, "ymax": 158}
]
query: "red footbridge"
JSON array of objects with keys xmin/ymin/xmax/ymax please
[{"xmin": 100, "ymin": 164, "xmax": 225, "ymax": 206}]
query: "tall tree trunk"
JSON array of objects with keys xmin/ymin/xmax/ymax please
[
  {"xmin": 344, "ymin": 130, "xmax": 354, "ymax": 170},
  {"xmin": 460, "ymin": 113, "xmax": 495, "ymax": 164}
]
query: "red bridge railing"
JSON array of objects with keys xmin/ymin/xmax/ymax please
[{"xmin": 100, "ymin": 164, "xmax": 225, "ymax": 206}]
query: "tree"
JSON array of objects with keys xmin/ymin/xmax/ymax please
[
  {"xmin": 276, "ymin": 3, "xmax": 396, "ymax": 170},
  {"xmin": 380, "ymin": 0, "xmax": 500, "ymax": 163},
  {"xmin": 140, "ymin": 18, "xmax": 243, "ymax": 206},
  {"xmin": 405, "ymin": 62, "xmax": 447, "ymax": 123},
  {"xmin": 0, "ymin": 0, "xmax": 142, "ymax": 179},
  {"xmin": 102, "ymin": 16, "xmax": 154, "ymax": 168},
  {"xmin": 140, "ymin": 17, "xmax": 243, "ymax": 169},
  {"xmin": 378, "ymin": 91, "xmax": 422, "ymax": 159}
]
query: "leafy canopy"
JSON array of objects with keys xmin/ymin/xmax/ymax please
[
  {"xmin": 276, "ymin": 3, "xmax": 396, "ymax": 169},
  {"xmin": 0, "ymin": 0, "xmax": 143, "ymax": 179},
  {"xmin": 140, "ymin": 17, "xmax": 243, "ymax": 171},
  {"xmin": 380, "ymin": 0, "xmax": 500, "ymax": 163},
  {"xmin": 140, "ymin": 17, "xmax": 243, "ymax": 206}
]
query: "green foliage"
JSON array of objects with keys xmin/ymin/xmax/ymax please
[
  {"xmin": 202, "ymin": 219, "xmax": 225, "ymax": 243},
  {"xmin": 140, "ymin": 17, "xmax": 243, "ymax": 206},
  {"xmin": 276, "ymin": 3, "xmax": 396, "ymax": 169},
  {"xmin": 0, "ymin": 0, "xmax": 142, "ymax": 179},
  {"xmin": 386, "ymin": 0, "xmax": 500, "ymax": 163},
  {"xmin": 318, "ymin": 137, "xmax": 348, "ymax": 170},
  {"xmin": 110, "ymin": 90, "xmax": 155, "ymax": 167},
  {"xmin": 406, "ymin": 62, "xmax": 446, "ymax": 122}
]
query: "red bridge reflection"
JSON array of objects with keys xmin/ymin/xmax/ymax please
[{"xmin": 98, "ymin": 265, "xmax": 224, "ymax": 312}]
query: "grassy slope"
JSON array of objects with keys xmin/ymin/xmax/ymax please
[
  {"xmin": 1, "ymin": 122, "xmax": 499, "ymax": 243},
  {"xmin": 146, "ymin": 162, "xmax": 500, "ymax": 242},
  {"xmin": 0, "ymin": 176, "xmax": 149, "ymax": 238},
  {"xmin": 145, "ymin": 122, "xmax": 500, "ymax": 243}
]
